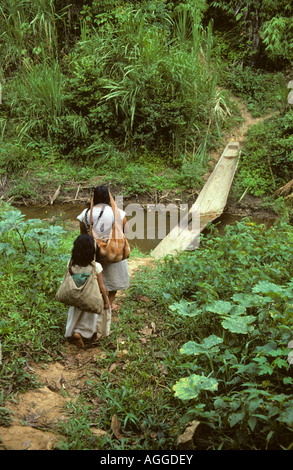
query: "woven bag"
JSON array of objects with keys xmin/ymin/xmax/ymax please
[
  {"xmin": 90, "ymin": 191, "xmax": 130, "ymax": 263},
  {"xmin": 56, "ymin": 260, "xmax": 104, "ymax": 314}
]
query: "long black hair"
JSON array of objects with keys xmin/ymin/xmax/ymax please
[
  {"xmin": 71, "ymin": 234, "xmax": 100, "ymax": 267},
  {"xmin": 93, "ymin": 185, "xmax": 110, "ymax": 205}
]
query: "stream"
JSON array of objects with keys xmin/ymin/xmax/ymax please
[{"xmin": 18, "ymin": 203, "xmax": 276, "ymax": 254}]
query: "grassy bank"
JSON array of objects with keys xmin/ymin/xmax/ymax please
[
  {"xmin": 0, "ymin": 151, "xmax": 205, "ymax": 207},
  {"xmin": 0, "ymin": 1, "xmax": 293, "ymax": 451}
]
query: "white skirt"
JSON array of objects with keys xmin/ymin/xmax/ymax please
[
  {"xmin": 101, "ymin": 259, "xmax": 129, "ymax": 291},
  {"xmin": 64, "ymin": 261, "xmax": 111, "ymax": 339},
  {"xmin": 65, "ymin": 307, "xmax": 111, "ymax": 339}
]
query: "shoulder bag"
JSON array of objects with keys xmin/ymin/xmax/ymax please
[
  {"xmin": 89, "ymin": 191, "xmax": 130, "ymax": 263},
  {"xmin": 56, "ymin": 255, "xmax": 104, "ymax": 314}
]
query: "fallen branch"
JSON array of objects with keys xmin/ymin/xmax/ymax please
[
  {"xmin": 49, "ymin": 185, "xmax": 61, "ymax": 205},
  {"xmin": 75, "ymin": 183, "xmax": 81, "ymax": 200},
  {"xmin": 275, "ymin": 179, "xmax": 293, "ymax": 196},
  {"xmin": 59, "ymin": 196, "xmax": 89, "ymax": 203}
]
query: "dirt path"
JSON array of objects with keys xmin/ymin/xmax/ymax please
[
  {"xmin": 222, "ymin": 98, "xmax": 275, "ymax": 147},
  {"xmin": 0, "ymin": 257, "xmax": 154, "ymax": 451}
]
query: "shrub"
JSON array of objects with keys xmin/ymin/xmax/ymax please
[
  {"xmin": 0, "ymin": 205, "xmax": 70, "ymax": 394},
  {"xmin": 127, "ymin": 217, "xmax": 293, "ymax": 449},
  {"xmin": 224, "ymin": 65, "xmax": 286, "ymax": 116},
  {"xmin": 58, "ymin": 8, "xmax": 231, "ymax": 161}
]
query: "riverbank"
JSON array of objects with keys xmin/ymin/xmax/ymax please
[
  {"xmin": 2, "ymin": 174, "xmax": 279, "ymax": 222},
  {"xmin": 0, "ymin": 100, "xmax": 287, "ymax": 223}
]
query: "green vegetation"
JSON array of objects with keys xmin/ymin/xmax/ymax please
[
  {"xmin": 209, "ymin": 0, "xmax": 293, "ymax": 65},
  {"xmin": 0, "ymin": 0, "xmax": 293, "ymax": 452},
  {"xmin": 0, "ymin": 0, "xmax": 292, "ymax": 205},
  {"xmin": 0, "ymin": 205, "xmax": 68, "ymax": 394},
  {"xmin": 0, "ymin": 205, "xmax": 292, "ymax": 449},
  {"xmin": 234, "ymin": 111, "xmax": 293, "ymax": 198},
  {"xmin": 1, "ymin": 2, "xmax": 231, "ymax": 168}
]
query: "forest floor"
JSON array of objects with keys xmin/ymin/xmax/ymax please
[{"xmin": 0, "ymin": 103, "xmax": 278, "ymax": 450}]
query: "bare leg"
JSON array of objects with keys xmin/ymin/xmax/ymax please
[{"xmin": 108, "ymin": 291, "xmax": 117, "ymax": 309}]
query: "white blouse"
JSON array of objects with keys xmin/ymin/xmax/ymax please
[{"xmin": 77, "ymin": 204, "xmax": 126, "ymax": 239}]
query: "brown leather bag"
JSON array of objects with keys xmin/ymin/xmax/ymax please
[{"xmin": 90, "ymin": 191, "xmax": 130, "ymax": 263}]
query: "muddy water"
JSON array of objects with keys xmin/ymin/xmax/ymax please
[
  {"xmin": 19, "ymin": 203, "xmax": 276, "ymax": 254},
  {"xmin": 19, "ymin": 203, "xmax": 160, "ymax": 253}
]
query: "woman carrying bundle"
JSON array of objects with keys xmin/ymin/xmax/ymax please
[{"xmin": 77, "ymin": 185, "xmax": 130, "ymax": 310}]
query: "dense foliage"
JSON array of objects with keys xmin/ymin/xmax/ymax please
[
  {"xmin": 0, "ymin": 205, "xmax": 69, "ymax": 395},
  {"xmin": 0, "ymin": 0, "xmax": 292, "ymax": 200},
  {"xmin": 127, "ymin": 216, "xmax": 293, "ymax": 449},
  {"xmin": 0, "ymin": 1, "xmax": 293, "ymax": 450},
  {"xmin": 234, "ymin": 111, "xmax": 293, "ymax": 197},
  {"xmin": 0, "ymin": 1, "xmax": 230, "ymax": 158},
  {"xmin": 208, "ymin": 0, "xmax": 293, "ymax": 66}
]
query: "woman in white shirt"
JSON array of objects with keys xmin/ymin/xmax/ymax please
[{"xmin": 77, "ymin": 186, "xmax": 130, "ymax": 309}]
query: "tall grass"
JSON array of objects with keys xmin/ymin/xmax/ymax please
[
  {"xmin": 0, "ymin": 0, "xmax": 65, "ymax": 71},
  {"xmin": 9, "ymin": 60, "xmax": 65, "ymax": 139},
  {"xmin": 1, "ymin": 3, "xmax": 233, "ymax": 163},
  {"xmin": 70, "ymin": 7, "xmax": 231, "ymax": 157}
]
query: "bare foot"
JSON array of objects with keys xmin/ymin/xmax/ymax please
[
  {"xmin": 71, "ymin": 332, "xmax": 85, "ymax": 349},
  {"xmin": 111, "ymin": 304, "xmax": 119, "ymax": 311}
]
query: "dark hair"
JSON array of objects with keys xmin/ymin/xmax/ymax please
[
  {"xmin": 93, "ymin": 185, "xmax": 110, "ymax": 205},
  {"xmin": 71, "ymin": 234, "xmax": 100, "ymax": 267}
]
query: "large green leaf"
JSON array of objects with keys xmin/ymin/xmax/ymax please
[
  {"xmin": 206, "ymin": 300, "xmax": 232, "ymax": 315},
  {"xmin": 180, "ymin": 335, "xmax": 223, "ymax": 356},
  {"xmin": 277, "ymin": 406, "xmax": 293, "ymax": 427},
  {"xmin": 173, "ymin": 374, "xmax": 218, "ymax": 400},
  {"xmin": 228, "ymin": 412, "xmax": 245, "ymax": 428},
  {"xmin": 252, "ymin": 281, "xmax": 285, "ymax": 299},
  {"xmin": 25, "ymin": 226, "xmax": 65, "ymax": 248},
  {"xmin": 221, "ymin": 315, "xmax": 256, "ymax": 334},
  {"xmin": 169, "ymin": 300, "xmax": 202, "ymax": 317},
  {"xmin": 232, "ymin": 292, "xmax": 271, "ymax": 307},
  {"xmin": 230, "ymin": 305, "xmax": 247, "ymax": 315}
]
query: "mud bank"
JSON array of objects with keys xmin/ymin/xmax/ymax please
[{"xmin": 6, "ymin": 186, "xmax": 278, "ymax": 222}]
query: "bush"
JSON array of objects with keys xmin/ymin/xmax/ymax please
[
  {"xmin": 234, "ymin": 111, "xmax": 293, "ymax": 197},
  {"xmin": 0, "ymin": 141, "xmax": 33, "ymax": 173},
  {"xmin": 224, "ymin": 65, "xmax": 286, "ymax": 116},
  {"xmin": 57, "ymin": 8, "xmax": 231, "ymax": 161}
]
